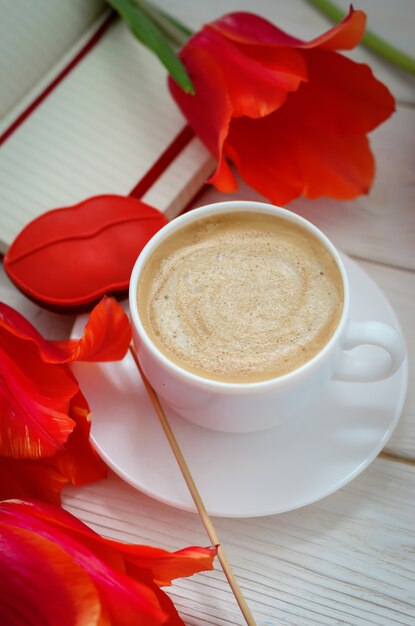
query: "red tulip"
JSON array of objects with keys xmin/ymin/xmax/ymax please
[
  {"xmin": 0, "ymin": 499, "xmax": 217, "ymax": 626},
  {"xmin": 0, "ymin": 297, "xmax": 131, "ymax": 502},
  {"xmin": 169, "ymin": 8, "xmax": 395, "ymax": 205}
]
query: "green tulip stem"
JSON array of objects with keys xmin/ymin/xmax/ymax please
[
  {"xmin": 306, "ymin": 0, "xmax": 415, "ymax": 75},
  {"xmin": 107, "ymin": 0, "xmax": 194, "ymax": 92},
  {"xmin": 132, "ymin": 0, "xmax": 192, "ymax": 47}
]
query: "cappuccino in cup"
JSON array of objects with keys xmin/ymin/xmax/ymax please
[
  {"xmin": 130, "ymin": 201, "xmax": 404, "ymax": 432},
  {"xmin": 137, "ymin": 212, "xmax": 343, "ymax": 383}
]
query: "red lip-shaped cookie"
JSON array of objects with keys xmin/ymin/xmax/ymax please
[{"xmin": 4, "ymin": 195, "xmax": 168, "ymax": 312}]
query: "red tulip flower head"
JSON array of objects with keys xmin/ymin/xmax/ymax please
[
  {"xmin": 169, "ymin": 8, "xmax": 395, "ymax": 205},
  {"xmin": 0, "ymin": 499, "xmax": 217, "ymax": 626},
  {"xmin": 0, "ymin": 296, "xmax": 131, "ymax": 503}
]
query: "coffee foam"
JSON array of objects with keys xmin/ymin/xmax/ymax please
[{"xmin": 138, "ymin": 212, "xmax": 343, "ymax": 382}]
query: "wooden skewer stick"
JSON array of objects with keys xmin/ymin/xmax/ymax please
[{"xmin": 129, "ymin": 345, "xmax": 257, "ymax": 626}]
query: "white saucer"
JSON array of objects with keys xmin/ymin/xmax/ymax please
[{"xmin": 71, "ymin": 255, "xmax": 407, "ymax": 518}]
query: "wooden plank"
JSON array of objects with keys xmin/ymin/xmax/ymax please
[{"xmin": 62, "ymin": 455, "xmax": 415, "ymax": 626}]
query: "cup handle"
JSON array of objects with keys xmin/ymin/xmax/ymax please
[{"xmin": 333, "ymin": 320, "xmax": 405, "ymax": 382}]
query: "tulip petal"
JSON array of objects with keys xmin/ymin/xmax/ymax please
[
  {"xmin": 0, "ymin": 297, "xmax": 131, "ymax": 365},
  {"xmin": 1, "ymin": 500, "xmax": 199, "ymax": 626},
  {"xmin": 197, "ymin": 29, "xmax": 306, "ymax": 119},
  {"xmin": 0, "ymin": 301, "xmax": 50, "ymax": 342},
  {"xmin": 4, "ymin": 500, "xmax": 217, "ymax": 588},
  {"xmin": 290, "ymin": 49, "xmax": 395, "ymax": 135},
  {"xmin": 227, "ymin": 104, "xmax": 376, "ymax": 204},
  {"xmin": 210, "ymin": 8, "xmax": 365, "ymax": 51},
  {"xmin": 52, "ymin": 297, "xmax": 132, "ymax": 363},
  {"xmin": 2, "ymin": 509, "xmax": 163, "ymax": 626},
  {"xmin": 0, "ymin": 394, "xmax": 107, "ymax": 503},
  {"xmin": 226, "ymin": 114, "xmax": 304, "ymax": 205},
  {"xmin": 0, "ymin": 341, "xmax": 76, "ymax": 459},
  {"xmin": 208, "ymin": 153, "xmax": 238, "ymax": 193},
  {"xmin": 301, "ymin": 7, "xmax": 366, "ymax": 50},
  {"xmin": 0, "ymin": 383, "xmax": 106, "ymax": 501},
  {"xmin": 169, "ymin": 45, "xmax": 237, "ymax": 192},
  {"xmin": 119, "ymin": 544, "xmax": 218, "ymax": 587},
  {"xmin": 0, "ymin": 522, "xmax": 101, "ymax": 626},
  {"xmin": 0, "ymin": 457, "xmax": 69, "ymax": 504},
  {"xmin": 149, "ymin": 585, "xmax": 186, "ymax": 626},
  {"xmin": 211, "ymin": 12, "xmax": 304, "ymax": 47},
  {"xmin": 0, "ymin": 298, "xmax": 129, "ymax": 456},
  {"xmin": 294, "ymin": 128, "xmax": 375, "ymax": 200},
  {"xmin": 54, "ymin": 389, "xmax": 108, "ymax": 486}
]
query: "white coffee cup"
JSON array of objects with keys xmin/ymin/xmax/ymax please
[{"xmin": 129, "ymin": 201, "xmax": 405, "ymax": 433}]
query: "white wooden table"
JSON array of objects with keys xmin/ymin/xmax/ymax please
[{"xmin": 2, "ymin": 1, "xmax": 414, "ymax": 624}]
